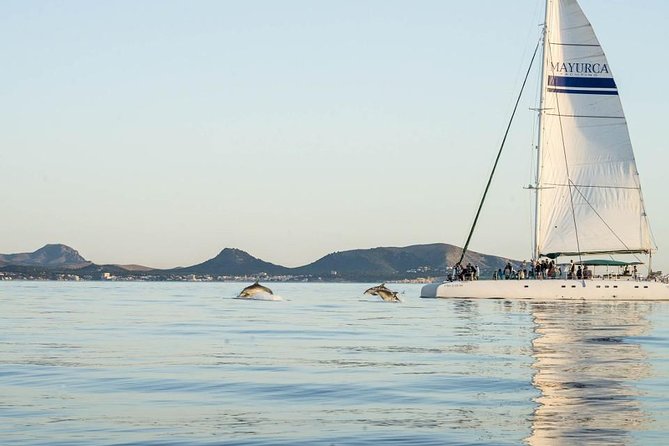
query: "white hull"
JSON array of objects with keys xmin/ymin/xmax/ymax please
[{"xmin": 421, "ymin": 279, "xmax": 669, "ymax": 301}]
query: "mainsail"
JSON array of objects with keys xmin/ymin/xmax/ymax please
[{"xmin": 535, "ymin": 0, "xmax": 653, "ymax": 258}]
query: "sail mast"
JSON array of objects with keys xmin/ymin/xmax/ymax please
[{"xmin": 533, "ymin": 0, "xmax": 550, "ymax": 261}]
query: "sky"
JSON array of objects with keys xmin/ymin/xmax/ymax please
[{"xmin": 1, "ymin": 0, "xmax": 668, "ymax": 270}]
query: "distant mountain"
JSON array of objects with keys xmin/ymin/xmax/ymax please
[
  {"xmin": 0, "ymin": 243, "xmax": 520, "ymax": 281},
  {"xmin": 0, "ymin": 244, "xmax": 91, "ymax": 269},
  {"xmin": 173, "ymin": 248, "xmax": 291, "ymax": 276},
  {"xmin": 293, "ymin": 243, "xmax": 517, "ymax": 281}
]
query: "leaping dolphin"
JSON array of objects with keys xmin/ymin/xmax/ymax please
[
  {"xmin": 364, "ymin": 283, "xmax": 401, "ymax": 302},
  {"xmin": 238, "ymin": 280, "xmax": 273, "ymax": 298}
]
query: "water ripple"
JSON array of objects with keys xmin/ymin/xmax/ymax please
[{"xmin": 1, "ymin": 283, "xmax": 668, "ymax": 445}]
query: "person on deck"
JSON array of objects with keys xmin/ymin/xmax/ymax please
[
  {"xmin": 456, "ymin": 263, "xmax": 463, "ymax": 281},
  {"xmin": 548, "ymin": 261, "xmax": 555, "ymax": 279},
  {"xmin": 583, "ymin": 265, "xmax": 592, "ymax": 279},
  {"xmin": 452, "ymin": 263, "xmax": 461, "ymax": 281},
  {"xmin": 465, "ymin": 263, "xmax": 474, "ymax": 281}
]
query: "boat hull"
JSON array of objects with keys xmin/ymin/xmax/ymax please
[{"xmin": 421, "ymin": 279, "xmax": 669, "ymax": 301}]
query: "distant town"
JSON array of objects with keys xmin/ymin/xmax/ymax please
[
  {"xmin": 0, "ymin": 267, "xmax": 439, "ymax": 284},
  {"xmin": 0, "ymin": 271, "xmax": 436, "ymax": 284}
]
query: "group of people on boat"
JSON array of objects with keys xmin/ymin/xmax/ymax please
[
  {"xmin": 492, "ymin": 259, "xmax": 592, "ymax": 280},
  {"xmin": 623, "ymin": 265, "xmax": 639, "ymax": 280},
  {"xmin": 490, "ymin": 259, "xmax": 620, "ymax": 280},
  {"xmin": 492, "ymin": 259, "xmax": 568, "ymax": 280},
  {"xmin": 452, "ymin": 258, "xmax": 643, "ymax": 282},
  {"xmin": 451, "ymin": 262, "xmax": 480, "ymax": 281},
  {"xmin": 566, "ymin": 260, "xmax": 592, "ymax": 280}
]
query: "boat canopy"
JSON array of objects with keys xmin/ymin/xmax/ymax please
[
  {"xmin": 543, "ymin": 249, "xmax": 650, "ymax": 260},
  {"xmin": 573, "ymin": 259, "xmax": 643, "ymax": 267}
]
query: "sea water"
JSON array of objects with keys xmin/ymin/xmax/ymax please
[{"xmin": 1, "ymin": 282, "xmax": 668, "ymax": 445}]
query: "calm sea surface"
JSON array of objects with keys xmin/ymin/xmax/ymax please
[{"xmin": 2, "ymin": 282, "xmax": 668, "ymax": 445}]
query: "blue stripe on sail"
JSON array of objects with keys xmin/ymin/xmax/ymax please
[
  {"xmin": 547, "ymin": 88, "xmax": 619, "ymax": 96},
  {"xmin": 548, "ymin": 76, "xmax": 617, "ymax": 89}
]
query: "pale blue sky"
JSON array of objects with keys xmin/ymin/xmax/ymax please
[{"xmin": 1, "ymin": 0, "xmax": 667, "ymax": 269}]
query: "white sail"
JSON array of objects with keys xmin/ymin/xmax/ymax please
[{"xmin": 536, "ymin": 0, "xmax": 652, "ymax": 258}]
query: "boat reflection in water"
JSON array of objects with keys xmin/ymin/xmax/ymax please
[{"xmin": 527, "ymin": 302, "xmax": 652, "ymax": 445}]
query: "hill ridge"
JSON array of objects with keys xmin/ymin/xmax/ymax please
[
  {"xmin": 0, "ymin": 244, "xmax": 90, "ymax": 269},
  {"xmin": 0, "ymin": 243, "xmax": 519, "ymax": 281}
]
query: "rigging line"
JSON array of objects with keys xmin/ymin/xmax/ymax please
[
  {"xmin": 568, "ymin": 180, "xmax": 642, "ymax": 263},
  {"xmin": 528, "ymin": 26, "xmax": 543, "ymax": 260},
  {"xmin": 546, "ymin": 32, "xmax": 583, "ymax": 263},
  {"xmin": 533, "ymin": 1, "xmax": 551, "ymax": 261},
  {"xmin": 634, "ymin": 165, "xmax": 656, "ymax": 253},
  {"xmin": 457, "ymin": 37, "xmax": 542, "ymax": 266},
  {"xmin": 530, "ymin": 6, "xmax": 548, "ymax": 261},
  {"xmin": 529, "ymin": 94, "xmax": 539, "ymax": 257},
  {"xmin": 648, "ymin": 226, "xmax": 658, "ymax": 246},
  {"xmin": 646, "ymin": 209, "xmax": 658, "ymax": 250}
]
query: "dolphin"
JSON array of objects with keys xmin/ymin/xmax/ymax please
[
  {"xmin": 238, "ymin": 280, "xmax": 273, "ymax": 298},
  {"xmin": 363, "ymin": 283, "xmax": 401, "ymax": 302}
]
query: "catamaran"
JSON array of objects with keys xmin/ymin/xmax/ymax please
[{"xmin": 422, "ymin": 0, "xmax": 669, "ymax": 300}]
